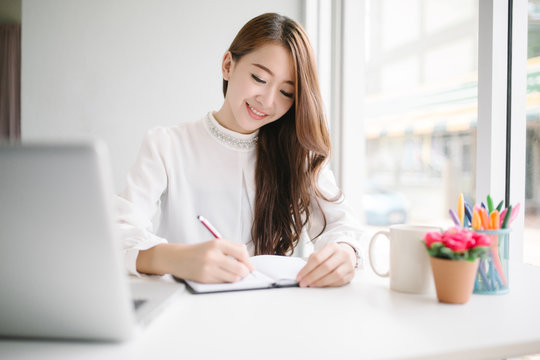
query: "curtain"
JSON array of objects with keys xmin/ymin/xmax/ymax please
[{"xmin": 0, "ymin": 23, "xmax": 21, "ymax": 140}]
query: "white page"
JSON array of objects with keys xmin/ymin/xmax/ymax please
[
  {"xmin": 185, "ymin": 255, "xmax": 306, "ymax": 293},
  {"xmin": 185, "ymin": 270, "xmax": 275, "ymax": 293},
  {"xmin": 250, "ymin": 255, "xmax": 306, "ymax": 284}
]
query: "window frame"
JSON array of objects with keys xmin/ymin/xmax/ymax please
[
  {"xmin": 477, "ymin": 0, "xmax": 528, "ymax": 263},
  {"xmin": 507, "ymin": 0, "xmax": 528, "ymax": 263}
]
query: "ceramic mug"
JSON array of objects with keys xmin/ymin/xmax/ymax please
[{"xmin": 369, "ymin": 224, "xmax": 441, "ymax": 294}]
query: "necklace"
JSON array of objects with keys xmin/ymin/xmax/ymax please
[{"xmin": 205, "ymin": 113, "xmax": 258, "ymax": 151}]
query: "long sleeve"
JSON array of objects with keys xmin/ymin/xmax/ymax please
[
  {"xmin": 116, "ymin": 114, "xmax": 258, "ymax": 276},
  {"xmin": 116, "ymin": 128, "xmax": 171, "ymax": 275},
  {"xmin": 306, "ymin": 165, "xmax": 365, "ymax": 267}
]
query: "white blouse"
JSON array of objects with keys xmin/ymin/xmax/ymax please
[{"xmin": 117, "ymin": 112, "xmax": 363, "ymax": 275}]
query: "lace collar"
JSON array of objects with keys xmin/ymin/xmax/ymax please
[{"xmin": 204, "ymin": 112, "xmax": 258, "ymax": 151}]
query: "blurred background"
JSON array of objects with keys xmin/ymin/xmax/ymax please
[{"xmin": 360, "ymin": 0, "xmax": 539, "ymax": 267}]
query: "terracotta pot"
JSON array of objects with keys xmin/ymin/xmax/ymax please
[{"xmin": 430, "ymin": 257, "xmax": 480, "ymax": 304}]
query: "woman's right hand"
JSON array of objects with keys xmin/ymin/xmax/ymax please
[
  {"xmin": 136, "ymin": 239, "xmax": 254, "ymax": 283},
  {"xmin": 175, "ymin": 239, "xmax": 254, "ymax": 283}
]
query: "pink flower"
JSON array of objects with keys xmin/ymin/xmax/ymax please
[
  {"xmin": 423, "ymin": 231, "xmax": 442, "ymax": 247},
  {"xmin": 441, "ymin": 227, "xmax": 473, "ymax": 252},
  {"xmin": 424, "ymin": 226, "xmax": 491, "ymax": 260},
  {"xmin": 472, "ymin": 232, "xmax": 491, "ymax": 248}
]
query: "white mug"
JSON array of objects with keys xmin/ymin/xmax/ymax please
[{"xmin": 369, "ymin": 224, "xmax": 441, "ymax": 294}]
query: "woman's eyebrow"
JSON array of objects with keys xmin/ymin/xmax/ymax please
[{"xmin": 252, "ymin": 63, "xmax": 294, "ymax": 86}]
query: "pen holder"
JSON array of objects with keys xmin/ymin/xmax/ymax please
[{"xmin": 473, "ymin": 229, "xmax": 511, "ymax": 295}]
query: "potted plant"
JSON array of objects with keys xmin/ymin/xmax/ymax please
[{"xmin": 423, "ymin": 227, "xmax": 491, "ymax": 304}]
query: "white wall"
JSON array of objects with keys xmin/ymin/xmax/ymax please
[{"xmin": 22, "ymin": 0, "xmax": 303, "ymax": 190}]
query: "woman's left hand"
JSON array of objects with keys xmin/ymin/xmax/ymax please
[{"xmin": 296, "ymin": 242, "xmax": 356, "ymax": 287}]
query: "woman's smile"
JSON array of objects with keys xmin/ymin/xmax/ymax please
[{"xmin": 246, "ymin": 102, "xmax": 268, "ymax": 120}]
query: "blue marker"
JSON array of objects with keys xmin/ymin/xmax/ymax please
[{"xmin": 464, "ymin": 203, "xmax": 473, "ymax": 222}]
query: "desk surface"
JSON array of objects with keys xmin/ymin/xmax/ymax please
[{"xmin": 1, "ymin": 263, "xmax": 540, "ymax": 360}]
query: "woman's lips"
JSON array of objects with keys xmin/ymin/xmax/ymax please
[{"xmin": 246, "ymin": 103, "xmax": 268, "ymax": 120}]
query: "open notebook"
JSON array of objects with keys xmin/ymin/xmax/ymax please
[{"xmin": 182, "ymin": 255, "xmax": 307, "ymax": 294}]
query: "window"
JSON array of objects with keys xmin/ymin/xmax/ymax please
[
  {"xmin": 363, "ymin": 0, "xmax": 478, "ymax": 229},
  {"xmin": 307, "ymin": 0, "xmax": 531, "ymax": 265}
]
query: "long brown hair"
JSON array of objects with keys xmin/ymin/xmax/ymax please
[{"xmin": 223, "ymin": 13, "xmax": 333, "ymax": 255}]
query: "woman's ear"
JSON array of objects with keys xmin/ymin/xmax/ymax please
[{"xmin": 222, "ymin": 51, "xmax": 234, "ymax": 80}]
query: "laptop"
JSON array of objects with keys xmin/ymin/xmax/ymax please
[{"xmin": 0, "ymin": 141, "xmax": 180, "ymax": 341}]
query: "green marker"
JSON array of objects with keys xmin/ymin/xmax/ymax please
[
  {"xmin": 496, "ymin": 200, "xmax": 504, "ymax": 212},
  {"xmin": 487, "ymin": 194, "xmax": 494, "ymax": 214},
  {"xmin": 501, "ymin": 205, "xmax": 512, "ymax": 228}
]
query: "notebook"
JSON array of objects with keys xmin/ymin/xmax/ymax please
[
  {"xmin": 0, "ymin": 141, "xmax": 179, "ymax": 341},
  {"xmin": 182, "ymin": 255, "xmax": 307, "ymax": 294}
]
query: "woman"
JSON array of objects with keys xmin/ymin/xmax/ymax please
[{"xmin": 117, "ymin": 13, "xmax": 363, "ymax": 288}]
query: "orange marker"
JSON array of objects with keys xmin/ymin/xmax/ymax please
[
  {"xmin": 489, "ymin": 210, "xmax": 500, "ymax": 230},
  {"xmin": 479, "ymin": 207, "xmax": 490, "ymax": 230},
  {"xmin": 472, "ymin": 209, "xmax": 482, "ymax": 230}
]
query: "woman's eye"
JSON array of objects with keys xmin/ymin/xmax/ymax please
[
  {"xmin": 251, "ymin": 74, "xmax": 266, "ymax": 84},
  {"xmin": 281, "ymin": 90, "xmax": 294, "ymax": 99}
]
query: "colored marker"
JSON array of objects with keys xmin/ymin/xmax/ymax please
[
  {"xmin": 464, "ymin": 203, "xmax": 473, "ymax": 223},
  {"xmin": 479, "ymin": 207, "xmax": 490, "ymax": 230},
  {"xmin": 449, "ymin": 209, "xmax": 461, "ymax": 227},
  {"xmin": 472, "ymin": 209, "xmax": 482, "ymax": 230},
  {"xmin": 509, "ymin": 202, "xmax": 521, "ymax": 225},
  {"xmin": 499, "ymin": 208, "xmax": 508, "ymax": 227},
  {"xmin": 487, "ymin": 194, "xmax": 494, "ymax": 214},
  {"xmin": 501, "ymin": 205, "xmax": 512, "ymax": 228},
  {"xmin": 489, "ymin": 210, "xmax": 500, "ymax": 230},
  {"xmin": 457, "ymin": 193, "xmax": 465, "ymax": 226}
]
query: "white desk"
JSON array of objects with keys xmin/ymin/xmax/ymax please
[{"xmin": 1, "ymin": 262, "xmax": 540, "ymax": 360}]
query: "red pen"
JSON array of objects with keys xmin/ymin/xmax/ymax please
[
  {"xmin": 197, "ymin": 215, "xmax": 223, "ymax": 238},
  {"xmin": 198, "ymin": 216, "xmax": 254, "ymax": 274}
]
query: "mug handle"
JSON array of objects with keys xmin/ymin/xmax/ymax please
[{"xmin": 369, "ymin": 230, "xmax": 391, "ymax": 278}]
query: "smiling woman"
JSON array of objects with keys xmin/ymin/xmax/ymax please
[
  {"xmin": 215, "ymin": 43, "xmax": 295, "ymax": 134},
  {"xmin": 116, "ymin": 13, "xmax": 364, "ymax": 289}
]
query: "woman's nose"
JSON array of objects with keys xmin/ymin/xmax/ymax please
[{"xmin": 255, "ymin": 88, "xmax": 275, "ymax": 108}]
